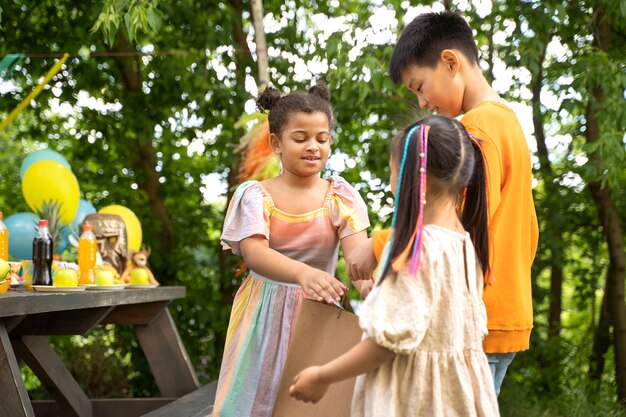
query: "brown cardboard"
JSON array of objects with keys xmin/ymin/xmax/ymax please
[{"xmin": 272, "ymin": 298, "xmax": 363, "ymax": 417}]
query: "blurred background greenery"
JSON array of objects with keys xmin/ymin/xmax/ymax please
[{"xmin": 1, "ymin": 0, "xmax": 625, "ymax": 415}]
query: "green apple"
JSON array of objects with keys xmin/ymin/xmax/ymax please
[
  {"xmin": 0, "ymin": 258, "xmax": 9, "ymax": 281},
  {"xmin": 54, "ymin": 269, "xmax": 79, "ymax": 287},
  {"xmin": 95, "ymin": 270, "xmax": 115, "ymax": 286},
  {"xmin": 130, "ymin": 268, "xmax": 150, "ymax": 285}
]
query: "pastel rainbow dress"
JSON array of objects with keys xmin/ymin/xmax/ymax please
[{"xmin": 213, "ymin": 177, "xmax": 369, "ymax": 417}]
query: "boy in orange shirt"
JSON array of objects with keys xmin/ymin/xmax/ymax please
[{"xmin": 347, "ymin": 11, "xmax": 539, "ymax": 396}]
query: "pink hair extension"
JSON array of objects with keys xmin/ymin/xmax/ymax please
[{"xmin": 409, "ymin": 124, "xmax": 429, "ymax": 276}]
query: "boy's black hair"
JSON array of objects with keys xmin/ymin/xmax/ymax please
[
  {"xmin": 256, "ymin": 83, "xmax": 334, "ymax": 136},
  {"xmin": 380, "ymin": 115, "xmax": 489, "ymax": 283},
  {"xmin": 389, "ymin": 11, "xmax": 479, "ymax": 84}
]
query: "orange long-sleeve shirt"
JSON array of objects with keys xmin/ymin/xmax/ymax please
[{"xmin": 373, "ymin": 101, "xmax": 538, "ymax": 353}]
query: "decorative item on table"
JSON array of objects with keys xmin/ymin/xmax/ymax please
[
  {"xmin": 83, "ymin": 213, "xmax": 128, "ymax": 275},
  {"xmin": 0, "ymin": 211, "xmax": 9, "ymax": 261},
  {"xmin": 32, "ymin": 219, "xmax": 54, "ymax": 286},
  {"xmin": 0, "ymin": 257, "xmax": 10, "ymax": 294},
  {"xmin": 98, "ymin": 204, "xmax": 143, "ymax": 252},
  {"xmin": 21, "ymin": 260, "xmax": 34, "ymax": 289},
  {"xmin": 0, "ymin": 279, "xmax": 10, "ymax": 294},
  {"xmin": 54, "ymin": 268, "xmax": 79, "ymax": 288},
  {"xmin": 121, "ymin": 248, "xmax": 159, "ymax": 286},
  {"xmin": 0, "ymin": 213, "xmax": 10, "ymax": 294},
  {"xmin": 8, "ymin": 261, "xmax": 23, "ymax": 285},
  {"xmin": 93, "ymin": 263, "xmax": 125, "ymax": 286}
]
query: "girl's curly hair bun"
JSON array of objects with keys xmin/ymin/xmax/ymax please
[
  {"xmin": 308, "ymin": 82, "xmax": 330, "ymax": 102},
  {"xmin": 256, "ymin": 86, "xmax": 282, "ymax": 113}
]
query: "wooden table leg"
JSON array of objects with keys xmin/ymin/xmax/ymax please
[
  {"xmin": 0, "ymin": 322, "xmax": 35, "ymax": 417},
  {"xmin": 135, "ymin": 309, "xmax": 199, "ymax": 397},
  {"xmin": 13, "ymin": 335, "xmax": 93, "ymax": 417}
]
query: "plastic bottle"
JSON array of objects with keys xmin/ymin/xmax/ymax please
[
  {"xmin": 0, "ymin": 212, "xmax": 8, "ymax": 261},
  {"xmin": 78, "ymin": 223, "xmax": 97, "ymax": 285},
  {"xmin": 32, "ymin": 219, "xmax": 54, "ymax": 286}
]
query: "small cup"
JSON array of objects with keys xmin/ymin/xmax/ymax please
[{"xmin": 21, "ymin": 260, "xmax": 34, "ymax": 290}]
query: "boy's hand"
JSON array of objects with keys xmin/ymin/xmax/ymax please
[
  {"xmin": 289, "ymin": 366, "xmax": 329, "ymax": 404},
  {"xmin": 298, "ymin": 268, "xmax": 347, "ymax": 304},
  {"xmin": 357, "ymin": 279, "xmax": 374, "ymax": 299},
  {"xmin": 347, "ymin": 239, "xmax": 377, "ymax": 282}
]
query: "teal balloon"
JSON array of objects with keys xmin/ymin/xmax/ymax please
[
  {"xmin": 20, "ymin": 149, "xmax": 71, "ymax": 180},
  {"xmin": 5, "ymin": 212, "xmax": 39, "ymax": 260},
  {"xmin": 71, "ymin": 199, "xmax": 97, "ymax": 232}
]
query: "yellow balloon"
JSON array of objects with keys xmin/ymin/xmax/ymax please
[
  {"xmin": 21, "ymin": 161, "xmax": 79, "ymax": 225},
  {"xmin": 99, "ymin": 205, "xmax": 142, "ymax": 251}
]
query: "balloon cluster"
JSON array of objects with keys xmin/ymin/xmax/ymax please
[{"xmin": 4, "ymin": 149, "xmax": 143, "ymax": 260}]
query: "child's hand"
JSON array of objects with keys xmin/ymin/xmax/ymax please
[
  {"xmin": 289, "ymin": 366, "xmax": 329, "ymax": 404},
  {"xmin": 357, "ymin": 279, "xmax": 374, "ymax": 299},
  {"xmin": 298, "ymin": 268, "xmax": 347, "ymax": 304},
  {"xmin": 346, "ymin": 239, "xmax": 378, "ymax": 282}
]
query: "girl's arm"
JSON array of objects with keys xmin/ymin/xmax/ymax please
[
  {"xmin": 340, "ymin": 231, "xmax": 374, "ymax": 298},
  {"xmin": 346, "ymin": 237, "xmax": 378, "ymax": 282},
  {"xmin": 240, "ymin": 236, "xmax": 348, "ymax": 303},
  {"xmin": 289, "ymin": 338, "xmax": 395, "ymax": 403}
]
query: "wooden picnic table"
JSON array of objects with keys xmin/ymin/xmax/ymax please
[{"xmin": 0, "ymin": 286, "xmax": 200, "ymax": 417}]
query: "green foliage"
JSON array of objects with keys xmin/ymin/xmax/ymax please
[
  {"xmin": 501, "ymin": 379, "xmax": 626, "ymax": 417},
  {"xmin": 91, "ymin": 0, "xmax": 164, "ymax": 46},
  {"xmin": 1, "ymin": 0, "xmax": 624, "ymax": 413}
]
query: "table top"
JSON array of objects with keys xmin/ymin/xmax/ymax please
[{"xmin": 0, "ymin": 286, "xmax": 186, "ymax": 318}]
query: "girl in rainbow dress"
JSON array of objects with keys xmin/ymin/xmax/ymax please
[{"xmin": 213, "ymin": 83, "xmax": 370, "ymax": 417}]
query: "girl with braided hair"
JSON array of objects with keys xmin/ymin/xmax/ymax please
[
  {"xmin": 289, "ymin": 115, "xmax": 500, "ymax": 416},
  {"xmin": 214, "ymin": 83, "xmax": 370, "ymax": 417}
]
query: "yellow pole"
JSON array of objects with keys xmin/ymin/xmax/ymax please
[{"xmin": 0, "ymin": 53, "xmax": 70, "ymax": 132}]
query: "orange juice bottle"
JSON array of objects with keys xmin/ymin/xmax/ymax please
[
  {"xmin": 78, "ymin": 223, "xmax": 97, "ymax": 284},
  {"xmin": 0, "ymin": 211, "xmax": 8, "ymax": 261}
]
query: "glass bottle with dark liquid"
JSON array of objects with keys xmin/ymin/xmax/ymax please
[{"xmin": 32, "ymin": 219, "xmax": 54, "ymax": 286}]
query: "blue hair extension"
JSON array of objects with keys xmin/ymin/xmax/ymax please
[{"xmin": 380, "ymin": 124, "xmax": 421, "ymax": 275}]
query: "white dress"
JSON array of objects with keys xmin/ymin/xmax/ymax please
[{"xmin": 352, "ymin": 225, "xmax": 500, "ymax": 417}]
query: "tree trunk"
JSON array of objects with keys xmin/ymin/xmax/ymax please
[
  {"xmin": 218, "ymin": 0, "xmax": 255, "ymax": 297},
  {"xmin": 586, "ymin": 8, "xmax": 626, "ymax": 405},
  {"xmin": 485, "ymin": 14, "xmax": 495, "ymax": 84},
  {"xmin": 530, "ymin": 44, "xmax": 564, "ymax": 338},
  {"xmin": 111, "ymin": 32, "xmax": 175, "ymax": 282},
  {"xmin": 590, "ymin": 282, "xmax": 611, "ymax": 385},
  {"xmin": 250, "ymin": 0, "xmax": 269, "ymax": 88}
]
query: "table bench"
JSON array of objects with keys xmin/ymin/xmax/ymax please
[
  {"xmin": 141, "ymin": 381, "xmax": 217, "ymax": 417},
  {"xmin": 0, "ymin": 286, "xmax": 200, "ymax": 417}
]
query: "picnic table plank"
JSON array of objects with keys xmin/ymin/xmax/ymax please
[
  {"xmin": 0, "ymin": 322, "xmax": 35, "ymax": 417},
  {"xmin": 32, "ymin": 398, "xmax": 176, "ymax": 417},
  {"xmin": 11, "ymin": 306, "xmax": 115, "ymax": 336},
  {"xmin": 136, "ymin": 308, "xmax": 200, "ymax": 397},
  {"xmin": 141, "ymin": 381, "xmax": 217, "ymax": 417},
  {"xmin": 13, "ymin": 335, "xmax": 93, "ymax": 417},
  {"xmin": 102, "ymin": 301, "xmax": 170, "ymax": 325},
  {"xmin": 0, "ymin": 287, "xmax": 186, "ymax": 318}
]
